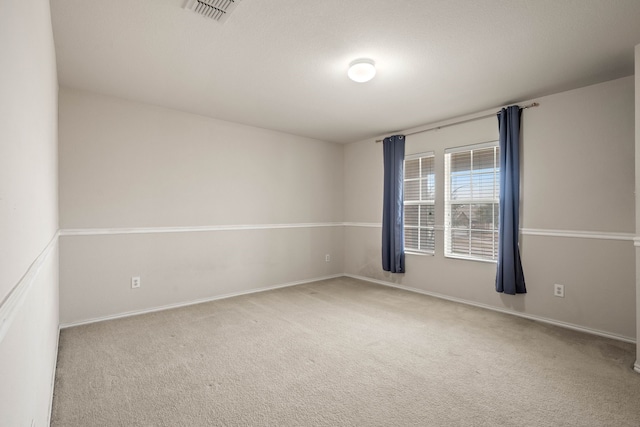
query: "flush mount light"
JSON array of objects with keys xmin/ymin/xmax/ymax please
[{"xmin": 348, "ymin": 58, "xmax": 376, "ymax": 83}]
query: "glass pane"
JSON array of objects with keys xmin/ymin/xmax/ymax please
[
  {"xmin": 473, "ymin": 148, "xmax": 495, "ymax": 172},
  {"xmin": 451, "ymin": 151, "xmax": 471, "ymax": 173},
  {"xmin": 420, "ymin": 229, "xmax": 435, "ymax": 252},
  {"xmin": 404, "ymin": 205, "xmax": 419, "ymax": 227},
  {"xmin": 450, "ymin": 173, "xmax": 471, "ymax": 200},
  {"xmin": 421, "ymin": 177, "xmax": 434, "ymax": 200},
  {"xmin": 473, "ymin": 172, "xmax": 495, "ymax": 199},
  {"xmin": 405, "ymin": 227, "xmax": 418, "ymax": 250},
  {"xmin": 404, "ymin": 180, "xmax": 420, "ymax": 201},
  {"xmin": 423, "ymin": 156, "xmax": 434, "ymax": 200},
  {"xmin": 429, "ymin": 173, "xmax": 436, "ymax": 198},
  {"xmin": 421, "ymin": 156, "xmax": 434, "ymax": 176},
  {"xmin": 420, "ymin": 205, "xmax": 435, "ymax": 227},
  {"xmin": 451, "ymin": 204, "xmax": 470, "ymax": 228},
  {"xmin": 405, "ymin": 159, "xmax": 420, "ymax": 180},
  {"xmin": 470, "ymin": 231, "xmax": 495, "ymax": 258},
  {"xmin": 493, "ymin": 204, "xmax": 499, "ymax": 230},
  {"xmin": 470, "ymin": 204, "xmax": 493, "ymax": 230},
  {"xmin": 451, "ymin": 230, "xmax": 470, "ymax": 254}
]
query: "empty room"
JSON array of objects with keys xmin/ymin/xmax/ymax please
[{"xmin": 3, "ymin": 0, "xmax": 640, "ymax": 425}]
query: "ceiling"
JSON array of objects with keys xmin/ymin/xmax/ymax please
[{"xmin": 51, "ymin": 0, "xmax": 640, "ymax": 144}]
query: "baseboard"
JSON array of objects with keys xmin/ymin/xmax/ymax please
[
  {"xmin": 345, "ymin": 274, "xmax": 636, "ymax": 344},
  {"xmin": 634, "ymin": 361, "xmax": 640, "ymax": 374},
  {"xmin": 61, "ymin": 272, "xmax": 636, "ymax": 344},
  {"xmin": 47, "ymin": 326, "xmax": 60, "ymax": 426},
  {"xmin": 59, "ymin": 274, "xmax": 343, "ymax": 329}
]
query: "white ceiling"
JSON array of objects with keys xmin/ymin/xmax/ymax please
[{"xmin": 51, "ymin": 0, "xmax": 640, "ymax": 144}]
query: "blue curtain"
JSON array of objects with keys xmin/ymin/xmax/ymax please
[
  {"xmin": 382, "ymin": 135, "xmax": 405, "ymax": 273},
  {"xmin": 496, "ymin": 106, "xmax": 526, "ymax": 294}
]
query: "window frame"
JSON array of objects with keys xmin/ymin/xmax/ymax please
[
  {"xmin": 444, "ymin": 141, "xmax": 500, "ymax": 263},
  {"xmin": 403, "ymin": 151, "xmax": 435, "ymax": 255}
]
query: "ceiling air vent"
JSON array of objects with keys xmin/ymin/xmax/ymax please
[{"xmin": 183, "ymin": 0, "xmax": 241, "ymax": 23}]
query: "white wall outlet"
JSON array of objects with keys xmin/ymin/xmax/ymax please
[
  {"xmin": 131, "ymin": 276, "xmax": 141, "ymax": 289},
  {"xmin": 325, "ymin": 254, "xmax": 330, "ymax": 262},
  {"xmin": 554, "ymin": 283, "xmax": 564, "ymax": 298}
]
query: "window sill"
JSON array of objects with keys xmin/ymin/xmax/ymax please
[
  {"xmin": 405, "ymin": 251, "xmax": 434, "ymax": 257},
  {"xmin": 444, "ymin": 254, "xmax": 497, "ymax": 264}
]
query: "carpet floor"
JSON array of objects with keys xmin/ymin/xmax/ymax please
[{"xmin": 51, "ymin": 277, "xmax": 640, "ymax": 426}]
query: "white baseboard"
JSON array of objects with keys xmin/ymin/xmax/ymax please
[
  {"xmin": 634, "ymin": 361, "xmax": 640, "ymax": 374},
  {"xmin": 47, "ymin": 326, "xmax": 60, "ymax": 426},
  {"xmin": 59, "ymin": 274, "xmax": 343, "ymax": 329},
  {"xmin": 344, "ymin": 274, "xmax": 636, "ymax": 344},
  {"xmin": 61, "ymin": 272, "xmax": 636, "ymax": 345}
]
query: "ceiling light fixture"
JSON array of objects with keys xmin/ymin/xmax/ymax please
[{"xmin": 348, "ymin": 59, "xmax": 376, "ymax": 83}]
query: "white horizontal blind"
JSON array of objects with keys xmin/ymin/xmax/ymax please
[
  {"xmin": 444, "ymin": 143, "xmax": 499, "ymax": 261},
  {"xmin": 404, "ymin": 152, "xmax": 435, "ymax": 254}
]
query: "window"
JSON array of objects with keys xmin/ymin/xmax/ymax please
[
  {"xmin": 404, "ymin": 152, "xmax": 435, "ymax": 254},
  {"xmin": 444, "ymin": 142, "xmax": 499, "ymax": 261}
]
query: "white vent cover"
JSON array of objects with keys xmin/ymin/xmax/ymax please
[{"xmin": 183, "ymin": 0, "xmax": 241, "ymax": 23}]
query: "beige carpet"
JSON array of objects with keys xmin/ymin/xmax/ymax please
[{"xmin": 51, "ymin": 277, "xmax": 640, "ymax": 426}]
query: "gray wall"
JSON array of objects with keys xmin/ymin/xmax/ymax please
[
  {"xmin": 0, "ymin": 0, "xmax": 60, "ymax": 425},
  {"xmin": 344, "ymin": 76, "xmax": 636, "ymax": 340},
  {"xmin": 60, "ymin": 77, "xmax": 636, "ymax": 341},
  {"xmin": 58, "ymin": 88, "xmax": 344, "ymax": 324}
]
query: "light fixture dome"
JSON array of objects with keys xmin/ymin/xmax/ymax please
[{"xmin": 348, "ymin": 58, "xmax": 376, "ymax": 83}]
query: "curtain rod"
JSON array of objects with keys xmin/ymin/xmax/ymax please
[{"xmin": 374, "ymin": 102, "xmax": 539, "ymax": 143}]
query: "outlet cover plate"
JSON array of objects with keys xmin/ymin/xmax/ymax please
[{"xmin": 554, "ymin": 283, "xmax": 564, "ymax": 298}]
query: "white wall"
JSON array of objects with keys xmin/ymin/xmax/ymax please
[
  {"xmin": 0, "ymin": 0, "xmax": 60, "ymax": 425},
  {"xmin": 58, "ymin": 88, "xmax": 344, "ymax": 324},
  {"xmin": 634, "ymin": 44, "xmax": 640, "ymax": 373},
  {"xmin": 344, "ymin": 76, "xmax": 636, "ymax": 340}
]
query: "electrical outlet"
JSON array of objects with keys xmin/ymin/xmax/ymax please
[
  {"xmin": 325, "ymin": 254, "xmax": 330, "ymax": 262},
  {"xmin": 131, "ymin": 276, "xmax": 141, "ymax": 289},
  {"xmin": 554, "ymin": 283, "xmax": 564, "ymax": 298}
]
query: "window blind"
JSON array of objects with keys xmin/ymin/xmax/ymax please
[
  {"xmin": 404, "ymin": 152, "xmax": 435, "ymax": 254},
  {"xmin": 444, "ymin": 143, "xmax": 499, "ymax": 261}
]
